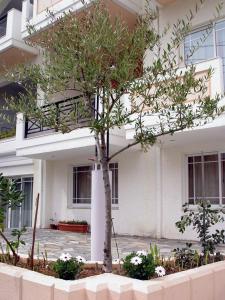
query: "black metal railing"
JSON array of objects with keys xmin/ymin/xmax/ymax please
[
  {"xmin": 0, "ymin": 15, "xmax": 7, "ymax": 38},
  {"xmin": 24, "ymin": 95, "xmax": 94, "ymax": 138}
]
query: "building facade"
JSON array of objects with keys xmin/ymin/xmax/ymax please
[{"xmin": 0, "ymin": 0, "xmax": 225, "ymax": 240}]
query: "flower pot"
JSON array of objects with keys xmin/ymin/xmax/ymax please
[
  {"xmin": 58, "ymin": 223, "xmax": 89, "ymax": 233},
  {"xmin": 50, "ymin": 224, "xmax": 58, "ymax": 230}
]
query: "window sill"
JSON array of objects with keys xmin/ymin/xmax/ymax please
[{"xmin": 68, "ymin": 204, "xmax": 119, "ymax": 210}]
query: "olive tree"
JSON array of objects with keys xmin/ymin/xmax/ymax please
[{"xmin": 3, "ymin": 0, "xmax": 223, "ymax": 272}]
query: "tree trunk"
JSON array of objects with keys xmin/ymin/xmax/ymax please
[
  {"xmin": 96, "ymin": 131, "xmax": 112, "ymax": 273},
  {"xmin": 0, "ymin": 230, "xmax": 19, "ymax": 265},
  {"xmin": 30, "ymin": 193, "xmax": 39, "ymax": 270},
  {"xmin": 102, "ymin": 156, "xmax": 112, "ymax": 272}
]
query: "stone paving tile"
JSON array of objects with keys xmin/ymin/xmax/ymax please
[{"xmin": 0, "ymin": 229, "xmax": 224, "ymax": 260}]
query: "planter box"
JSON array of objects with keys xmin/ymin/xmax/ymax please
[
  {"xmin": 58, "ymin": 223, "xmax": 89, "ymax": 233},
  {"xmin": 0, "ymin": 261, "xmax": 225, "ymax": 300}
]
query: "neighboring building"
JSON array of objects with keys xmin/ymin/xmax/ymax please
[{"xmin": 0, "ymin": 0, "xmax": 224, "ymax": 240}]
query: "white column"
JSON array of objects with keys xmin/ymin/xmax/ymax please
[
  {"xmin": 16, "ymin": 113, "xmax": 25, "ymax": 143},
  {"xmin": 155, "ymin": 144, "xmax": 163, "ymax": 238},
  {"xmin": 22, "ymin": 0, "xmax": 33, "ymax": 32},
  {"xmin": 91, "ymin": 168, "xmax": 112, "ymax": 261},
  {"xmin": 32, "ymin": 159, "xmax": 46, "ymax": 228},
  {"xmin": 7, "ymin": 9, "xmax": 22, "ymax": 40}
]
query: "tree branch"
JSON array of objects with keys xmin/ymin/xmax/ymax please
[
  {"xmin": 0, "ymin": 230, "xmax": 19, "ymax": 265},
  {"xmin": 108, "ymin": 124, "xmax": 188, "ymax": 161}
]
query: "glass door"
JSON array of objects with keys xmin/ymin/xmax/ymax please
[
  {"xmin": 21, "ymin": 177, "xmax": 33, "ymax": 227},
  {"xmin": 8, "ymin": 177, "xmax": 33, "ymax": 229}
]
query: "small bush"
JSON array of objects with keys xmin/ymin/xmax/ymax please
[
  {"xmin": 53, "ymin": 253, "xmax": 85, "ymax": 280},
  {"xmin": 123, "ymin": 251, "xmax": 155, "ymax": 280},
  {"xmin": 176, "ymin": 201, "xmax": 225, "ymax": 256},
  {"xmin": 173, "ymin": 243, "xmax": 199, "ymax": 269}
]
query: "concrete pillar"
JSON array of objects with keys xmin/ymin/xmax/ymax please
[
  {"xmin": 32, "ymin": 159, "xmax": 46, "ymax": 228},
  {"xmin": 91, "ymin": 168, "xmax": 112, "ymax": 261},
  {"xmin": 155, "ymin": 144, "xmax": 163, "ymax": 238}
]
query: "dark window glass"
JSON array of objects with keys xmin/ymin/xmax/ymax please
[
  {"xmin": 188, "ymin": 154, "xmax": 219, "ymax": 205},
  {"xmin": 73, "ymin": 164, "xmax": 118, "ymax": 204}
]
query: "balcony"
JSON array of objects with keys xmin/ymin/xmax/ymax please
[
  {"xmin": 0, "ymin": 6, "xmax": 37, "ymax": 68},
  {"xmin": 125, "ymin": 57, "xmax": 225, "ymax": 141},
  {"xmin": 22, "ymin": 0, "xmax": 142, "ymax": 38},
  {"xmin": 16, "ymin": 96, "xmax": 127, "ymax": 159},
  {"xmin": 24, "ymin": 96, "xmax": 94, "ymax": 138}
]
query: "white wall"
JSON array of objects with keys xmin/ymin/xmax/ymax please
[
  {"xmin": 116, "ymin": 148, "xmax": 159, "ymax": 236},
  {"xmin": 0, "ymin": 155, "xmax": 33, "ymax": 177},
  {"xmin": 41, "ymin": 147, "xmax": 160, "ymax": 236}
]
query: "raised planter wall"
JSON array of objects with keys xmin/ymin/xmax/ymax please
[{"xmin": 0, "ymin": 261, "xmax": 225, "ymax": 300}]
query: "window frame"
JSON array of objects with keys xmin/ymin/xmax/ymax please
[
  {"xmin": 183, "ymin": 18, "xmax": 225, "ymax": 65},
  {"xmin": 184, "ymin": 25, "xmax": 216, "ymax": 65},
  {"xmin": 186, "ymin": 152, "xmax": 225, "ymax": 207},
  {"xmin": 73, "ymin": 165, "xmax": 92, "ymax": 205},
  {"xmin": 68, "ymin": 163, "xmax": 119, "ymax": 209}
]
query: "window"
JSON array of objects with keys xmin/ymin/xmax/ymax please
[
  {"xmin": 184, "ymin": 19, "xmax": 225, "ymax": 86},
  {"xmin": 184, "ymin": 27, "xmax": 214, "ymax": 64},
  {"xmin": 110, "ymin": 163, "xmax": 118, "ymax": 204},
  {"xmin": 73, "ymin": 166, "xmax": 92, "ymax": 204},
  {"xmin": 187, "ymin": 153, "xmax": 225, "ymax": 205},
  {"xmin": 72, "ymin": 163, "xmax": 118, "ymax": 205}
]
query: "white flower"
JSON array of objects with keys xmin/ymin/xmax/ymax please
[
  {"xmin": 59, "ymin": 253, "xmax": 72, "ymax": 262},
  {"xmin": 76, "ymin": 256, "xmax": 86, "ymax": 263},
  {"xmin": 130, "ymin": 256, "xmax": 142, "ymax": 265},
  {"xmin": 136, "ymin": 250, "xmax": 147, "ymax": 257},
  {"xmin": 155, "ymin": 266, "xmax": 166, "ymax": 277}
]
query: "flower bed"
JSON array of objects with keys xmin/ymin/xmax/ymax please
[{"xmin": 0, "ymin": 260, "xmax": 225, "ymax": 300}]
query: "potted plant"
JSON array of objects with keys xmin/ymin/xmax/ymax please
[
  {"xmin": 58, "ymin": 220, "xmax": 89, "ymax": 233},
  {"xmin": 49, "ymin": 218, "xmax": 58, "ymax": 230}
]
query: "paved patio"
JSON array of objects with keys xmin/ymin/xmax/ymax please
[{"xmin": 1, "ymin": 229, "xmax": 225, "ymax": 260}]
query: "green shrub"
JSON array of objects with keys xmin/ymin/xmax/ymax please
[
  {"xmin": 123, "ymin": 251, "xmax": 155, "ymax": 280},
  {"xmin": 173, "ymin": 243, "xmax": 199, "ymax": 269},
  {"xmin": 176, "ymin": 201, "xmax": 225, "ymax": 256},
  {"xmin": 53, "ymin": 254, "xmax": 85, "ymax": 280}
]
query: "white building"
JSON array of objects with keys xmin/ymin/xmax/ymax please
[{"xmin": 0, "ymin": 0, "xmax": 225, "ymax": 241}]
